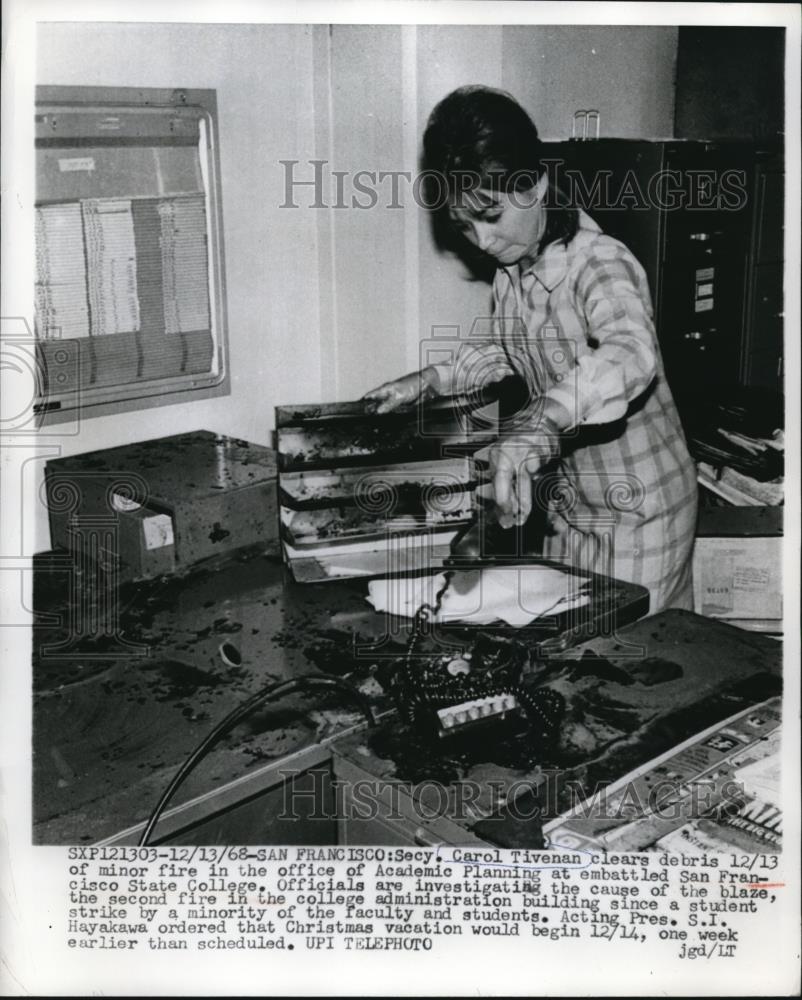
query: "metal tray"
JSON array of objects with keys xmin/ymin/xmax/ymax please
[
  {"xmin": 280, "ymin": 500, "xmax": 475, "ymax": 548},
  {"xmin": 275, "ymin": 389, "xmax": 496, "ymax": 427},
  {"xmin": 278, "ymin": 457, "xmax": 483, "ymax": 510}
]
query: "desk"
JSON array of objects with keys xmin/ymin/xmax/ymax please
[
  {"xmin": 32, "ymin": 550, "xmax": 776, "ymax": 846},
  {"xmin": 332, "ymin": 611, "xmax": 781, "ymax": 848}
]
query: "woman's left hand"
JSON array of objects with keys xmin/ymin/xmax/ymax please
[{"xmin": 489, "ymin": 435, "xmax": 559, "ymax": 528}]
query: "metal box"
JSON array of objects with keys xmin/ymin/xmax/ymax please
[{"xmin": 45, "ymin": 431, "xmax": 278, "ymax": 581}]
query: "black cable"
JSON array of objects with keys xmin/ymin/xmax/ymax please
[{"xmin": 138, "ymin": 674, "xmax": 376, "ymax": 846}]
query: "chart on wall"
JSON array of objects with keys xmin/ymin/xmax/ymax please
[{"xmin": 33, "ymin": 88, "xmax": 228, "ymax": 417}]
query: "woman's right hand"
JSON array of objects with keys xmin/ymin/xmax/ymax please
[{"xmin": 362, "ymin": 366, "xmax": 440, "ymax": 414}]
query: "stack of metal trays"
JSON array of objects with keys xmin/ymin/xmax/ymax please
[{"xmin": 276, "ymin": 394, "xmax": 494, "ymax": 582}]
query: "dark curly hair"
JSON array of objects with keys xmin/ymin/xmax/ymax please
[{"xmin": 422, "ymin": 86, "xmax": 578, "ymax": 264}]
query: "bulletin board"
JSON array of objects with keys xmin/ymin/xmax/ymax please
[{"xmin": 34, "ymin": 86, "xmax": 230, "ymax": 422}]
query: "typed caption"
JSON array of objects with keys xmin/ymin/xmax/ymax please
[{"xmin": 65, "ymin": 845, "xmax": 783, "ymax": 959}]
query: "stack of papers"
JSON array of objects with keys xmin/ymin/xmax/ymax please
[
  {"xmin": 82, "ymin": 198, "xmax": 141, "ymax": 335},
  {"xmin": 158, "ymin": 195, "xmax": 211, "ymax": 333},
  {"xmin": 366, "ymin": 566, "xmax": 589, "ymax": 627},
  {"xmin": 35, "ymin": 204, "xmax": 90, "ymax": 339}
]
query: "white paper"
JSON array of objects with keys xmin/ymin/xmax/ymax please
[{"xmin": 367, "ymin": 566, "xmax": 590, "ymax": 626}]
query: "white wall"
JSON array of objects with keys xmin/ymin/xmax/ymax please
[
  {"xmin": 502, "ymin": 25, "xmax": 679, "ymax": 140},
  {"xmin": 416, "ymin": 27, "xmax": 505, "ymax": 369},
  {"xmin": 31, "ymin": 22, "xmax": 678, "ymax": 552}
]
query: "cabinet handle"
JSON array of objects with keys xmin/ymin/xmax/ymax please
[{"xmin": 413, "ymin": 827, "xmax": 442, "ymax": 847}]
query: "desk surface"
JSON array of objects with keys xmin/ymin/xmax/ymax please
[
  {"xmin": 32, "ymin": 550, "xmax": 759, "ymax": 845},
  {"xmin": 333, "ymin": 610, "xmax": 781, "ymax": 847}
]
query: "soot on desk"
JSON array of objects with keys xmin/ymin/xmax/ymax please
[
  {"xmin": 365, "ymin": 646, "xmax": 691, "ymax": 786},
  {"xmin": 140, "ymin": 659, "xmax": 227, "ymax": 701}
]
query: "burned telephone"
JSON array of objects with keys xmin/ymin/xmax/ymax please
[
  {"xmin": 389, "ymin": 626, "xmax": 565, "ymax": 749},
  {"xmin": 387, "ymin": 509, "xmax": 566, "ymax": 749}
]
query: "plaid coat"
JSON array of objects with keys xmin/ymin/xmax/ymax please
[{"xmin": 435, "ymin": 211, "xmax": 697, "ymax": 612}]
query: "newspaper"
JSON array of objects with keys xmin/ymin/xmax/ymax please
[{"xmin": 1, "ymin": 0, "xmax": 800, "ymax": 995}]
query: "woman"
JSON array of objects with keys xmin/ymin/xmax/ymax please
[{"xmin": 364, "ymin": 86, "xmax": 697, "ymax": 612}]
